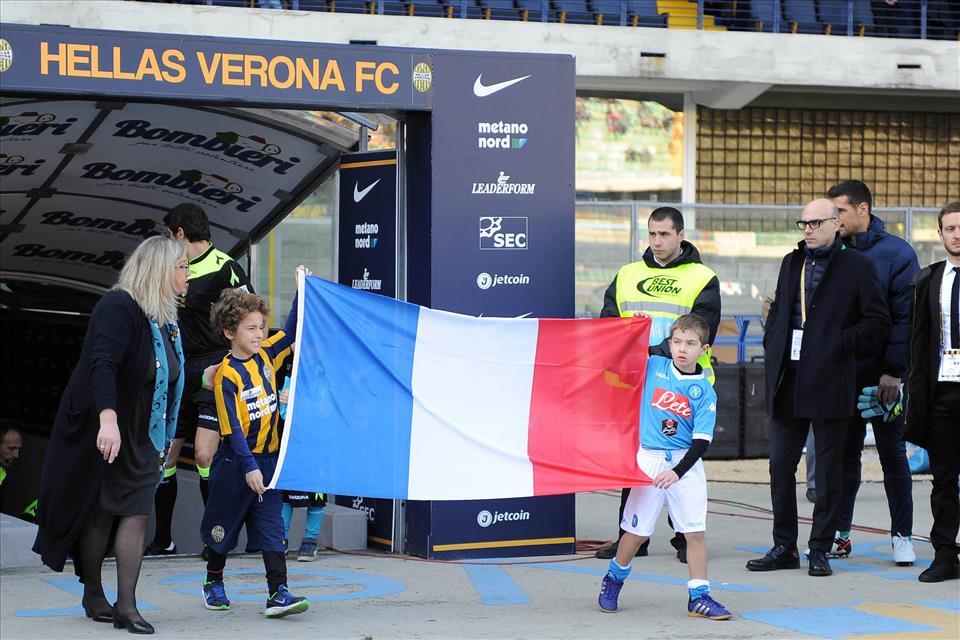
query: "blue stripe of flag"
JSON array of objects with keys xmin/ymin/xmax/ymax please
[{"xmin": 276, "ymin": 277, "xmax": 419, "ymax": 498}]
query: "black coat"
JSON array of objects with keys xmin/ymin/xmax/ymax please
[
  {"xmin": 764, "ymin": 237, "xmax": 890, "ymax": 419},
  {"xmin": 904, "ymin": 261, "xmax": 947, "ymax": 448},
  {"xmin": 33, "ymin": 290, "xmax": 166, "ymax": 574}
]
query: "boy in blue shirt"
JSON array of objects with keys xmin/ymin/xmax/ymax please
[
  {"xmin": 200, "ymin": 267, "xmax": 310, "ymax": 618},
  {"xmin": 597, "ymin": 314, "xmax": 731, "ymax": 620}
]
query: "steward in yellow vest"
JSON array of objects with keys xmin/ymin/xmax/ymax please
[{"xmin": 601, "ymin": 211, "xmax": 721, "ymax": 384}]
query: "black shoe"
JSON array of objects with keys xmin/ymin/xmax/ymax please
[
  {"xmin": 676, "ymin": 544, "xmax": 687, "ymax": 564},
  {"xmin": 595, "ymin": 538, "xmax": 649, "ymax": 560},
  {"xmin": 807, "ymin": 549, "xmax": 833, "ymax": 576},
  {"xmin": 918, "ymin": 562, "xmax": 960, "ymax": 583},
  {"xmin": 670, "ymin": 533, "xmax": 686, "ymax": 564},
  {"xmin": 81, "ymin": 597, "xmax": 113, "ymax": 623},
  {"xmin": 143, "ymin": 541, "xmax": 176, "ymax": 556},
  {"xmin": 805, "ymin": 488, "xmax": 817, "ymax": 503},
  {"xmin": 111, "ymin": 606, "xmax": 155, "ymax": 634},
  {"xmin": 746, "ymin": 544, "xmax": 801, "ymax": 571}
]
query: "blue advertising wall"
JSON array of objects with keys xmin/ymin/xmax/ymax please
[{"xmin": 0, "ymin": 22, "xmax": 577, "ymax": 560}]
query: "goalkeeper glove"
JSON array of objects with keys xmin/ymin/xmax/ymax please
[{"xmin": 857, "ymin": 385, "xmax": 902, "ymax": 423}]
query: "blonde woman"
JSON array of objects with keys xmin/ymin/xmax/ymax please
[{"xmin": 33, "ymin": 235, "xmax": 188, "ymax": 635}]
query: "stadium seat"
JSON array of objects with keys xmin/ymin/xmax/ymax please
[
  {"xmin": 781, "ymin": 0, "xmax": 822, "ymax": 34},
  {"xmin": 625, "ymin": 0, "xmax": 668, "ymax": 28},
  {"xmin": 515, "ymin": 0, "xmax": 549, "ymax": 21},
  {"xmin": 818, "ymin": 0, "xmax": 849, "ymax": 35},
  {"xmin": 747, "ymin": 0, "xmax": 780, "ymax": 32},
  {"xmin": 852, "ymin": 2, "xmax": 875, "ymax": 36},
  {"xmin": 479, "ymin": 0, "xmax": 522, "ymax": 20},
  {"xmin": 407, "ymin": 0, "xmax": 454, "ymax": 16},
  {"xmin": 325, "ymin": 0, "xmax": 376, "ymax": 13},
  {"xmin": 552, "ymin": 1, "xmax": 595, "ymax": 24}
]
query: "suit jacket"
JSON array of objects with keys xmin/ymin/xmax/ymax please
[
  {"xmin": 904, "ymin": 260, "xmax": 948, "ymax": 447},
  {"xmin": 764, "ymin": 236, "xmax": 890, "ymax": 419},
  {"xmin": 33, "ymin": 290, "xmax": 165, "ymax": 575}
]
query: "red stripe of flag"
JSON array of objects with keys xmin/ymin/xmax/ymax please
[{"xmin": 527, "ymin": 316, "xmax": 653, "ymax": 496}]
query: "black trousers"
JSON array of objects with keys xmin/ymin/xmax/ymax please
[
  {"xmin": 926, "ymin": 382, "xmax": 960, "ymax": 565},
  {"xmin": 769, "ymin": 370, "xmax": 847, "ymax": 552}
]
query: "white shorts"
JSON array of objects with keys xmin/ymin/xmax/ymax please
[{"xmin": 620, "ymin": 448, "xmax": 708, "ymax": 537}]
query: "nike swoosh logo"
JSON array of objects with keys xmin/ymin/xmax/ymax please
[
  {"xmin": 473, "ymin": 74, "xmax": 531, "ymax": 97},
  {"xmin": 353, "ymin": 178, "xmax": 381, "ymax": 203}
]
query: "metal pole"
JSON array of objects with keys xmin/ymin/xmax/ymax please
[
  {"xmin": 920, "ymin": 0, "xmax": 928, "ymax": 39},
  {"xmin": 358, "ymin": 125, "xmax": 368, "ymax": 152},
  {"xmin": 630, "ymin": 201, "xmax": 639, "ymax": 263},
  {"xmin": 392, "ymin": 120, "xmax": 407, "ymax": 555},
  {"xmin": 773, "ymin": 0, "xmax": 781, "ymax": 33},
  {"xmin": 846, "ymin": 0, "xmax": 854, "ymax": 36},
  {"xmin": 697, "ymin": 0, "xmax": 704, "ymax": 30}
]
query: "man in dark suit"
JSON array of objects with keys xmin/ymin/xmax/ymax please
[
  {"xmin": 746, "ymin": 199, "xmax": 889, "ymax": 577},
  {"xmin": 904, "ymin": 201, "xmax": 960, "ymax": 583}
]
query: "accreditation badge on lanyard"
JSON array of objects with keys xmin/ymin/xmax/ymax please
[
  {"xmin": 942, "ymin": 349, "xmax": 960, "ymax": 381},
  {"xmin": 791, "ymin": 259, "xmax": 808, "ymax": 361}
]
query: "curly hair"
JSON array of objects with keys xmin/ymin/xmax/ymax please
[{"xmin": 210, "ymin": 289, "xmax": 270, "ymax": 339}]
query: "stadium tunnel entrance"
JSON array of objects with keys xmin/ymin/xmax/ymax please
[{"xmin": 0, "ymin": 22, "xmax": 576, "ymax": 560}]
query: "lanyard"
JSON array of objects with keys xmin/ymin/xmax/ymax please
[{"xmin": 800, "ymin": 258, "xmax": 808, "ymax": 328}]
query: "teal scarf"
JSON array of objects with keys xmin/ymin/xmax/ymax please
[{"xmin": 149, "ymin": 320, "xmax": 184, "ymax": 454}]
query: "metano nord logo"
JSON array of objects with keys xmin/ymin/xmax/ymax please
[
  {"xmin": 638, "ymin": 275, "xmax": 682, "ymax": 297},
  {"xmin": 412, "ymin": 62, "xmax": 432, "ymax": 93},
  {"xmin": 0, "ymin": 39, "xmax": 12, "ymax": 73}
]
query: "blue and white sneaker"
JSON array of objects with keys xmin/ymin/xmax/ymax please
[
  {"xmin": 264, "ymin": 585, "xmax": 309, "ymax": 618},
  {"xmin": 688, "ymin": 594, "xmax": 731, "ymax": 620},
  {"xmin": 202, "ymin": 580, "xmax": 230, "ymax": 611},
  {"xmin": 598, "ymin": 572, "xmax": 624, "ymax": 613}
]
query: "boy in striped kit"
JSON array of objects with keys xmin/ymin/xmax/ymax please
[
  {"xmin": 597, "ymin": 314, "xmax": 731, "ymax": 620},
  {"xmin": 199, "ymin": 268, "xmax": 310, "ymax": 618}
]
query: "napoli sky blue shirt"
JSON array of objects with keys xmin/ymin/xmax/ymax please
[{"xmin": 640, "ymin": 355, "xmax": 717, "ymax": 451}]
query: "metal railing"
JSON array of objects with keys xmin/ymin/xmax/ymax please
[{"xmin": 163, "ymin": 0, "xmax": 960, "ymax": 40}]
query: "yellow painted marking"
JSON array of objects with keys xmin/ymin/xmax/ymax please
[
  {"xmin": 368, "ymin": 536, "xmax": 393, "ymax": 546},
  {"xmin": 848, "ymin": 603, "xmax": 960, "ymax": 640},
  {"xmin": 432, "ymin": 537, "xmax": 575, "ymax": 552},
  {"xmin": 340, "ymin": 159, "xmax": 397, "ymax": 169}
]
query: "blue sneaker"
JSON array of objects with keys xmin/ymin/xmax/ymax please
[
  {"xmin": 598, "ymin": 572, "xmax": 624, "ymax": 613},
  {"xmin": 264, "ymin": 585, "xmax": 309, "ymax": 618},
  {"xmin": 202, "ymin": 580, "xmax": 230, "ymax": 611},
  {"xmin": 688, "ymin": 594, "xmax": 731, "ymax": 620}
]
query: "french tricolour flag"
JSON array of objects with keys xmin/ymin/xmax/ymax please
[{"xmin": 271, "ymin": 275, "xmax": 653, "ymax": 500}]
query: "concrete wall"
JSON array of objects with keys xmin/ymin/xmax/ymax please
[{"xmin": 3, "ymin": 1, "xmax": 958, "ymax": 107}]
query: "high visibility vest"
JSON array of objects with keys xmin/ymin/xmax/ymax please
[{"xmin": 614, "ymin": 260, "xmax": 717, "ymax": 384}]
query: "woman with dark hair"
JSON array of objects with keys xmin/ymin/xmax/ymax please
[{"xmin": 33, "ymin": 235, "xmax": 188, "ymax": 634}]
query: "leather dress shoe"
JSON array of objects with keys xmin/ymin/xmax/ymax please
[
  {"xmin": 111, "ymin": 606, "xmax": 155, "ymax": 635},
  {"xmin": 595, "ymin": 538, "xmax": 649, "ymax": 560},
  {"xmin": 81, "ymin": 597, "xmax": 113, "ymax": 623},
  {"xmin": 745, "ymin": 544, "xmax": 801, "ymax": 571},
  {"xmin": 807, "ymin": 549, "xmax": 833, "ymax": 576},
  {"xmin": 918, "ymin": 562, "xmax": 960, "ymax": 583}
]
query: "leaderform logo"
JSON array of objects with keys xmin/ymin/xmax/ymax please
[
  {"xmin": 0, "ymin": 39, "xmax": 12, "ymax": 73},
  {"xmin": 471, "ymin": 171, "xmax": 535, "ymax": 195}
]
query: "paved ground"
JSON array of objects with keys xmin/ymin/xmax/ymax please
[{"xmin": 2, "ymin": 475, "xmax": 957, "ymax": 640}]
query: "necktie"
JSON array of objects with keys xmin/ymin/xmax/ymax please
[{"xmin": 951, "ymin": 267, "xmax": 959, "ymax": 349}]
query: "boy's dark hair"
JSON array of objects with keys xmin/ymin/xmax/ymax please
[
  {"xmin": 211, "ymin": 289, "xmax": 269, "ymax": 338},
  {"xmin": 939, "ymin": 201, "xmax": 960, "ymax": 229},
  {"xmin": 163, "ymin": 203, "xmax": 211, "ymax": 242},
  {"xmin": 670, "ymin": 314, "xmax": 710, "ymax": 346},
  {"xmin": 826, "ymin": 180, "xmax": 872, "ymax": 215},
  {"xmin": 648, "ymin": 206, "xmax": 684, "ymax": 232}
]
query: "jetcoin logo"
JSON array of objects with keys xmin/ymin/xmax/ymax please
[
  {"xmin": 476, "ymin": 508, "xmax": 530, "ymax": 527},
  {"xmin": 352, "ymin": 268, "xmax": 382, "ymax": 291},
  {"xmin": 638, "ymin": 275, "xmax": 682, "ymax": 297},
  {"xmin": 479, "ymin": 216, "xmax": 527, "ymax": 250},
  {"xmin": 476, "ymin": 272, "xmax": 530, "ymax": 290},
  {"xmin": 354, "ymin": 222, "xmax": 379, "ymax": 249},
  {"xmin": 471, "ymin": 171, "xmax": 535, "ymax": 195},
  {"xmin": 412, "ymin": 62, "xmax": 432, "ymax": 92},
  {"xmin": 112, "ymin": 121, "xmax": 300, "ymax": 175},
  {"xmin": 472, "ymin": 73, "xmax": 530, "ymax": 98},
  {"xmin": 477, "ymin": 121, "xmax": 528, "ymax": 150},
  {"xmin": 0, "ymin": 39, "xmax": 13, "ymax": 73},
  {"xmin": 80, "ymin": 162, "xmax": 261, "ymax": 212},
  {"xmin": 0, "ymin": 112, "xmax": 78, "ymax": 138},
  {"xmin": 38, "ymin": 211, "xmax": 159, "ymax": 239}
]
